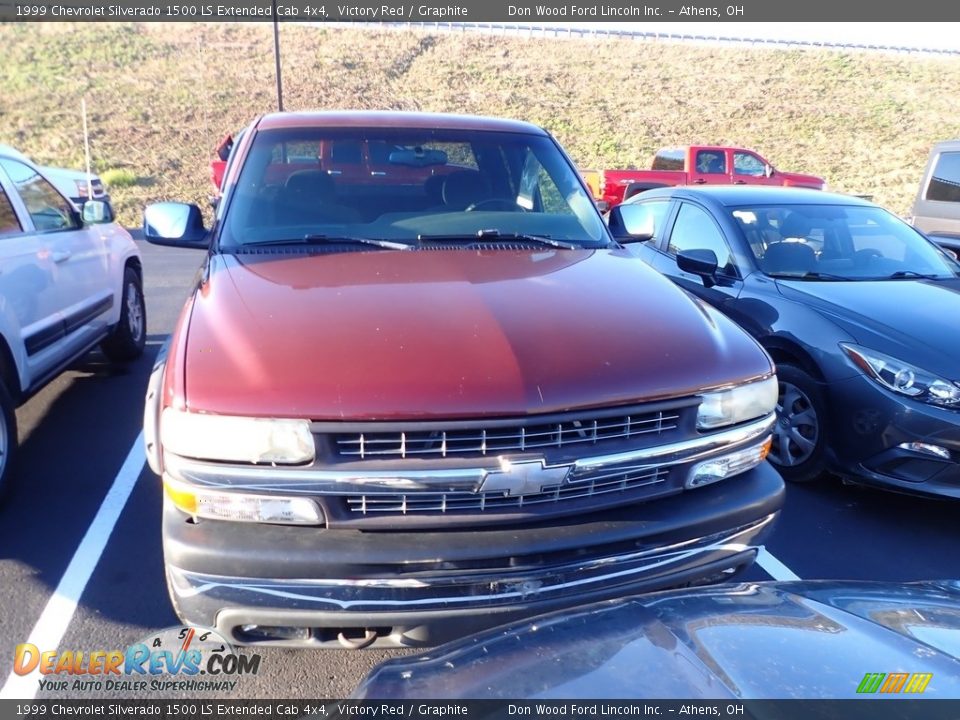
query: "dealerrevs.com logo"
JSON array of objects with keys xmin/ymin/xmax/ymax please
[{"xmin": 14, "ymin": 627, "xmax": 262, "ymax": 693}]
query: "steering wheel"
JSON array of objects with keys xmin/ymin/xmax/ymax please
[{"xmin": 465, "ymin": 198, "xmax": 527, "ymax": 212}]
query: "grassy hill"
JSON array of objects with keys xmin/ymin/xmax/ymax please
[{"xmin": 3, "ymin": 22, "xmax": 960, "ymax": 226}]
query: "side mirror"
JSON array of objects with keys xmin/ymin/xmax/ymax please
[
  {"xmin": 764, "ymin": 164, "xmax": 775, "ymax": 179},
  {"xmin": 82, "ymin": 199, "xmax": 108, "ymax": 225},
  {"xmin": 594, "ymin": 199, "xmax": 610, "ymax": 214},
  {"xmin": 608, "ymin": 204, "xmax": 655, "ymax": 243},
  {"xmin": 677, "ymin": 248, "xmax": 719, "ymax": 288},
  {"xmin": 143, "ymin": 202, "xmax": 208, "ymax": 248}
]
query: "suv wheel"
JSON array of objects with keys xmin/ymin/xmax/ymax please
[
  {"xmin": 101, "ymin": 267, "xmax": 146, "ymax": 362},
  {"xmin": 770, "ymin": 363, "xmax": 827, "ymax": 483},
  {"xmin": 0, "ymin": 380, "xmax": 17, "ymax": 499}
]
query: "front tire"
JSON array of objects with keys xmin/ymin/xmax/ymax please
[
  {"xmin": 101, "ymin": 267, "xmax": 146, "ymax": 362},
  {"xmin": 0, "ymin": 380, "xmax": 18, "ymax": 500},
  {"xmin": 770, "ymin": 363, "xmax": 827, "ymax": 483}
]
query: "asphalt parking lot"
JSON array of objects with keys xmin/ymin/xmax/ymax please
[{"xmin": 1, "ymin": 237, "xmax": 958, "ymax": 700}]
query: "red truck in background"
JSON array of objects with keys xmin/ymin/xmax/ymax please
[
  {"xmin": 211, "ymin": 131, "xmax": 462, "ymax": 199},
  {"xmin": 584, "ymin": 145, "xmax": 826, "ymax": 209}
]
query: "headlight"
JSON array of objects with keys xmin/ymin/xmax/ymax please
[
  {"xmin": 841, "ymin": 344, "xmax": 960, "ymax": 407},
  {"xmin": 697, "ymin": 376, "xmax": 778, "ymax": 430},
  {"xmin": 160, "ymin": 408, "xmax": 315, "ymax": 464}
]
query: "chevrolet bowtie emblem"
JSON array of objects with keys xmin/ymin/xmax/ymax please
[{"xmin": 478, "ymin": 458, "xmax": 570, "ymax": 496}]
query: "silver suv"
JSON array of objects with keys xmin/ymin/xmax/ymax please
[
  {"xmin": 911, "ymin": 139, "xmax": 960, "ymax": 254},
  {"xmin": 0, "ymin": 146, "xmax": 145, "ymax": 496}
]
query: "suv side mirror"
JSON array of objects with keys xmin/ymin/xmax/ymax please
[
  {"xmin": 81, "ymin": 199, "xmax": 108, "ymax": 225},
  {"xmin": 143, "ymin": 202, "xmax": 209, "ymax": 248},
  {"xmin": 677, "ymin": 248, "xmax": 719, "ymax": 288},
  {"xmin": 608, "ymin": 204, "xmax": 654, "ymax": 243}
]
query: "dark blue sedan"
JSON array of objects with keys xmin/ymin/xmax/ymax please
[{"xmin": 609, "ymin": 186, "xmax": 960, "ymax": 497}]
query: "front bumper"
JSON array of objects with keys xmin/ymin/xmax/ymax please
[
  {"xmin": 825, "ymin": 374, "xmax": 960, "ymax": 498},
  {"xmin": 163, "ymin": 461, "xmax": 784, "ymax": 648}
]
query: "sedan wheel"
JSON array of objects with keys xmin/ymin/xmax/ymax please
[{"xmin": 769, "ymin": 363, "xmax": 827, "ymax": 483}]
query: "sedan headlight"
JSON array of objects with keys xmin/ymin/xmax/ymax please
[
  {"xmin": 160, "ymin": 408, "xmax": 315, "ymax": 464},
  {"xmin": 841, "ymin": 344, "xmax": 960, "ymax": 407},
  {"xmin": 697, "ymin": 376, "xmax": 778, "ymax": 430}
]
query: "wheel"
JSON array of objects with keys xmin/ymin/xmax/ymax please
[
  {"xmin": 465, "ymin": 198, "xmax": 526, "ymax": 212},
  {"xmin": 0, "ymin": 380, "xmax": 18, "ymax": 500},
  {"xmin": 769, "ymin": 363, "xmax": 827, "ymax": 483},
  {"xmin": 101, "ymin": 267, "xmax": 146, "ymax": 362}
]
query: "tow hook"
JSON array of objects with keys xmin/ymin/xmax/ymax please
[{"xmin": 337, "ymin": 629, "xmax": 379, "ymax": 650}]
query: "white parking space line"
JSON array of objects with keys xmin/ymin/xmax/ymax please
[
  {"xmin": 0, "ymin": 432, "xmax": 146, "ymax": 700},
  {"xmin": 756, "ymin": 546, "xmax": 802, "ymax": 581}
]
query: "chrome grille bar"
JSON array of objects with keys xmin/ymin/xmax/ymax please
[
  {"xmin": 345, "ymin": 467, "xmax": 669, "ymax": 515},
  {"xmin": 336, "ymin": 411, "xmax": 681, "ymax": 459}
]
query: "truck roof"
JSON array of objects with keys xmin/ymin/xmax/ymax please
[{"xmin": 256, "ymin": 111, "xmax": 548, "ymax": 135}]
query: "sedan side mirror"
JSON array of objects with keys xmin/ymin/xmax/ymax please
[
  {"xmin": 677, "ymin": 248, "xmax": 719, "ymax": 288},
  {"xmin": 143, "ymin": 202, "xmax": 209, "ymax": 248},
  {"xmin": 81, "ymin": 199, "xmax": 108, "ymax": 225},
  {"xmin": 764, "ymin": 164, "xmax": 775, "ymax": 179},
  {"xmin": 608, "ymin": 203, "xmax": 654, "ymax": 243}
]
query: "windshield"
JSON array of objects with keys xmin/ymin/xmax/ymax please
[
  {"xmin": 730, "ymin": 204, "xmax": 960, "ymax": 280},
  {"xmin": 220, "ymin": 127, "xmax": 608, "ymax": 248}
]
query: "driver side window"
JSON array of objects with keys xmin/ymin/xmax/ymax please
[
  {"xmin": 734, "ymin": 152, "xmax": 766, "ymax": 177},
  {"xmin": 667, "ymin": 203, "xmax": 736, "ymax": 275}
]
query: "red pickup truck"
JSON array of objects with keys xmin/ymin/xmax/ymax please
[
  {"xmin": 143, "ymin": 111, "xmax": 784, "ymax": 649},
  {"xmin": 586, "ymin": 145, "xmax": 826, "ymax": 209}
]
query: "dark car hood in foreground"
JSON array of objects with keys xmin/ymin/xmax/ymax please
[
  {"xmin": 354, "ymin": 581, "xmax": 960, "ymax": 699},
  {"xmin": 182, "ymin": 249, "xmax": 771, "ymax": 419},
  {"xmin": 776, "ymin": 278, "xmax": 960, "ymax": 379}
]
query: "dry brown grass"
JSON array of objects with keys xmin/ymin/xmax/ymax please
[{"xmin": 3, "ymin": 22, "xmax": 960, "ymax": 226}]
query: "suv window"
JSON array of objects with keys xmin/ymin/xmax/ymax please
[
  {"xmin": 734, "ymin": 152, "xmax": 766, "ymax": 177},
  {"xmin": 925, "ymin": 151, "xmax": 960, "ymax": 202},
  {"xmin": 667, "ymin": 203, "xmax": 735, "ymax": 274},
  {"xmin": 0, "ymin": 158, "xmax": 80, "ymax": 232},
  {"xmin": 0, "ymin": 187, "xmax": 22, "ymax": 235}
]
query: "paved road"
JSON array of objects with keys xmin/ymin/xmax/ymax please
[{"xmin": 1, "ymin": 238, "xmax": 957, "ymax": 700}]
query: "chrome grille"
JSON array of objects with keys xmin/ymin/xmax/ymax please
[
  {"xmin": 345, "ymin": 466, "xmax": 670, "ymax": 515},
  {"xmin": 335, "ymin": 410, "xmax": 680, "ymax": 460}
]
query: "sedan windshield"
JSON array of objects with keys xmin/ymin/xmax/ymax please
[
  {"xmin": 219, "ymin": 127, "xmax": 608, "ymax": 248},
  {"xmin": 730, "ymin": 204, "xmax": 960, "ymax": 280}
]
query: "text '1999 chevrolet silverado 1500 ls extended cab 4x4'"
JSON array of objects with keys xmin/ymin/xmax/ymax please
[{"xmin": 142, "ymin": 111, "xmax": 784, "ymax": 649}]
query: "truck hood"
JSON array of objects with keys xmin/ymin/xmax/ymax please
[
  {"xmin": 776, "ymin": 277, "xmax": 960, "ymax": 379},
  {"xmin": 182, "ymin": 248, "xmax": 771, "ymax": 419}
]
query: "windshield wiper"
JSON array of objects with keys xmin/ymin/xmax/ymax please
[
  {"xmin": 884, "ymin": 270, "xmax": 942, "ymax": 280},
  {"xmin": 417, "ymin": 229, "xmax": 577, "ymax": 250},
  {"xmin": 242, "ymin": 235, "xmax": 410, "ymax": 251},
  {"xmin": 768, "ymin": 271, "xmax": 853, "ymax": 281}
]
